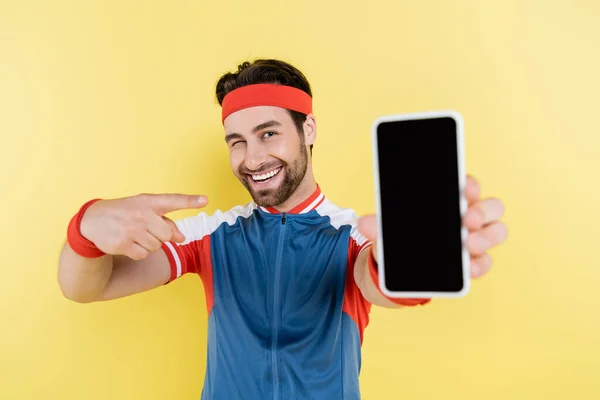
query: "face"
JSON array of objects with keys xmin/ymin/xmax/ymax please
[{"xmin": 223, "ymin": 106, "xmax": 316, "ymax": 208}]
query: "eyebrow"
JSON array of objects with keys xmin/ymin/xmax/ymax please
[
  {"xmin": 225, "ymin": 120, "xmax": 283, "ymax": 144},
  {"xmin": 252, "ymin": 120, "xmax": 282, "ymax": 133},
  {"xmin": 224, "ymin": 132, "xmax": 243, "ymax": 144}
]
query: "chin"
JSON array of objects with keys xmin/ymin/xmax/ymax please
[{"xmin": 251, "ymin": 187, "xmax": 282, "ymax": 208}]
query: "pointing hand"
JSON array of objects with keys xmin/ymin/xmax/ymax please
[{"xmin": 79, "ymin": 193, "xmax": 208, "ymax": 260}]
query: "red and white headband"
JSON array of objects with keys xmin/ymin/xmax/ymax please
[{"xmin": 221, "ymin": 83, "xmax": 312, "ymax": 124}]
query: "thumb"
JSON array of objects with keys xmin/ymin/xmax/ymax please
[
  {"xmin": 163, "ymin": 217, "xmax": 186, "ymax": 243},
  {"xmin": 357, "ymin": 214, "xmax": 378, "ymax": 242},
  {"xmin": 145, "ymin": 193, "xmax": 209, "ymax": 215}
]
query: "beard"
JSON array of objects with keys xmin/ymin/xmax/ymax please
[{"xmin": 239, "ymin": 141, "xmax": 308, "ymax": 208}]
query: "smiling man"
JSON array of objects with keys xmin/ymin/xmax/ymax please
[{"xmin": 57, "ymin": 59, "xmax": 508, "ymax": 399}]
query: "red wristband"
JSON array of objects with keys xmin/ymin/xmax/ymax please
[{"xmin": 67, "ymin": 199, "xmax": 105, "ymax": 258}]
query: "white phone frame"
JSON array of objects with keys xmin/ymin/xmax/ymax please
[{"xmin": 371, "ymin": 110, "xmax": 470, "ymax": 298}]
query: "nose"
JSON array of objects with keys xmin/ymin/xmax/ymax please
[{"xmin": 244, "ymin": 141, "xmax": 268, "ymax": 172}]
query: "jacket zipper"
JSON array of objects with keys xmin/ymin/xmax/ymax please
[{"xmin": 272, "ymin": 212, "xmax": 287, "ymax": 400}]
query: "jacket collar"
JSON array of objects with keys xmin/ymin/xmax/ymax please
[{"xmin": 259, "ymin": 184, "xmax": 325, "ymax": 215}]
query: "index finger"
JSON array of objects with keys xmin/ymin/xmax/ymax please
[
  {"xmin": 141, "ymin": 193, "xmax": 208, "ymax": 215},
  {"xmin": 465, "ymin": 175, "xmax": 480, "ymax": 204}
]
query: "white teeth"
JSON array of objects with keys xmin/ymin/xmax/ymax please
[{"xmin": 252, "ymin": 167, "xmax": 281, "ymax": 181}]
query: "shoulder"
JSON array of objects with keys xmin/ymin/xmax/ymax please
[
  {"xmin": 315, "ymin": 198, "xmax": 369, "ymax": 246},
  {"xmin": 174, "ymin": 201, "xmax": 258, "ymax": 242},
  {"xmin": 315, "ymin": 197, "xmax": 360, "ymax": 227}
]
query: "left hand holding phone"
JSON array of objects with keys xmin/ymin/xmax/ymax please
[{"xmin": 357, "ymin": 174, "xmax": 508, "ymax": 279}]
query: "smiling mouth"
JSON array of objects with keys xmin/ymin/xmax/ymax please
[{"xmin": 249, "ymin": 167, "xmax": 282, "ymax": 183}]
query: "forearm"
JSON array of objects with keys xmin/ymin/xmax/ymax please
[
  {"xmin": 354, "ymin": 247, "xmax": 402, "ymax": 308},
  {"xmin": 57, "ymin": 241, "xmax": 113, "ymax": 303},
  {"xmin": 57, "ymin": 193, "xmax": 198, "ymax": 303},
  {"xmin": 354, "ymin": 246, "xmax": 431, "ymax": 308}
]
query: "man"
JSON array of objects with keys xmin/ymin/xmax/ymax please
[{"xmin": 58, "ymin": 59, "xmax": 507, "ymax": 399}]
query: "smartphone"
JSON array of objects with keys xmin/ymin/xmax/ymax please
[{"xmin": 371, "ymin": 110, "xmax": 470, "ymax": 298}]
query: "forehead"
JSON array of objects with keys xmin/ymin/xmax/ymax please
[{"xmin": 223, "ymin": 106, "xmax": 293, "ymax": 135}]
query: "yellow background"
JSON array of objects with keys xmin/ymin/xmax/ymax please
[{"xmin": 1, "ymin": 0, "xmax": 599, "ymax": 399}]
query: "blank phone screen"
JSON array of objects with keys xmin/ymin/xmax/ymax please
[{"xmin": 376, "ymin": 116, "xmax": 465, "ymax": 293}]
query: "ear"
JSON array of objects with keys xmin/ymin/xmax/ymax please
[{"xmin": 303, "ymin": 113, "xmax": 317, "ymax": 146}]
